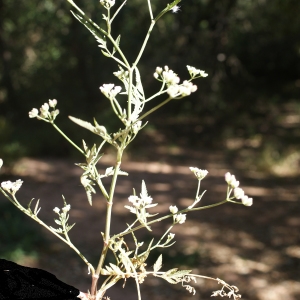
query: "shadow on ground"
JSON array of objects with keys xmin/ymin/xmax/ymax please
[{"xmin": 0, "ymin": 150, "xmax": 299, "ymax": 300}]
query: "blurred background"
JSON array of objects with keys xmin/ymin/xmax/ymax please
[{"xmin": 0, "ymin": 0, "xmax": 300, "ymax": 299}]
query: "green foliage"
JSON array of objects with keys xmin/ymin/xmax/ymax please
[
  {"xmin": 1, "ymin": 0, "xmax": 299, "ymax": 157},
  {"xmin": 0, "ymin": 201, "xmax": 44, "ymax": 261}
]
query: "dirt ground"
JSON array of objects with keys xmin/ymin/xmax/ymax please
[{"xmin": 1, "ymin": 148, "xmax": 300, "ymax": 300}]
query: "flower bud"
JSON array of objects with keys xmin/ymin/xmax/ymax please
[
  {"xmin": 49, "ymin": 99, "xmax": 57, "ymax": 108},
  {"xmin": 169, "ymin": 205, "xmax": 178, "ymax": 214},
  {"xmin": 53, "ymin": 207, "xmax": 60, "ymax": 214},
  {"xmin": 29, "ymin": 108, "xmax": 39, "ymax": 118},
  {"xmin": 234, "ymin": 187, "xmax": 245, "ymax": 199},
  {"xmin": 241, "ymin": 195, "xmax": 253, "ymax": 206},
  {"xmin": 62, "ymin": 204, "xmax": 71, "ymax": 213}
]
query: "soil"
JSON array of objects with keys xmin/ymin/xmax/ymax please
[{"xmin": 1, "ymin": 149, "xmax": 299, "ymax": 300}]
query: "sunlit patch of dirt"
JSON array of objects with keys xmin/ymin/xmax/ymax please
[{"xmin": 1, "ymin": 152, "xmax": 299, "ymax": 300}]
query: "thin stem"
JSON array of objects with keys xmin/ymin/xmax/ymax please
[
  {"xmin": 147, "ymin": 0, "xmax": 153, "ymax": 20},
  {"xmin": 1, "ymin": 190, "xmax": 94, "ymax": 274},
  {"xmin": 127, "ymin": 69, "xmax": 133, "ymax": 121},
  {"xmin": 51, "ymin": 123, "xmax": 85, "ymax": 155},
  {"xmin": 138, "ymin": 97, "xmax": 172, "ymax": 121},
  {"xmin": 145, "ymin": 88, "xmax": 167, "ymax": 102},
  {"xmin": 106, "ymin": 34, "xmax": 130, "ymax": 68},
  {"xmin": 96, "ymin": 177, "xmax": 109, "ymax": 200},
  {"xmin": 134, "ymin": 20, "xmax": 156, "ymax": 67},
  {"xmin": 152, "ymin": 225, "xmax": 174, "ymax": 250},
  {"xmin": 110, "ymin": 0, "xmax": 127, "ymax": 23},
  {"xmin": 195, "ymin": 180, "xmax": 201, "ymax": 199},
  {"xmin": 105, "ymin": 158, "xmax": 121, "ymax": 243},
  {"xmin": 66, "ymin": 0, "xmax": 85, "ymax": 15},
  {"xmin": 115, "ymin": 200, "xmax": 228, "ymax": 239},
  {"xmin": 94, "ymin": 149, "xmax": 124, "ymax": 289}
]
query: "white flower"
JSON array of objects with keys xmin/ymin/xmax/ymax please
[
  {"xmin": 171, "ymin": 5, "xmax": 181, "ymax": 13},
  {"xmin": 174, "ymin": 213, "xmax": 186, "ymax": 224},
  {"xmin": 241, "ymin": 195, "xmax": 253, "ymax": 206},
  {"xmin": 113, "ymin": 69, "xmax": 129, "ymax": 80},
  {"xmin": 225, "ymin": 172, "xmax": 239, "ymax": 188},
  {"xmin": 132, "ymin": 120, "xmax": 142, "ymax": 134},
  {"xmin": 112, "ymin": 86, "xmax": 122, "ymax": 96},
  {"xmin": 48, "ymin": 99, "xmax": 57, "ymax": 108},
  {"xmin": 187, "ymin": 65, "xmax": 208, "ymax": 78},
  {"xmin": 128, "ymin": 194, "xmax": 153, "ymax": 208},
  {"xmin": 100, "ymin": 84, "xmax": 121, "ymax": 99},
  {"xmin": 156, "ymin": 67, "xmax": 162, "ymax": 74},
  {"xmin": 168, "ymin": 233, "xmax": 175, "ymax": 240},
  {"xmin": 162, "ymin": 69, "xmax": 180, "ymax": 85},
  {"xmin": 1, "ymin": 179, "xmax": 23, "ymax": 195},
  {"xmin": 169, "ymin": 205, "xmax": 178, "ymax": 214},
  {"xmin": 50, "ymin": 109, "xmax": 60, "ymax": 119},
  {"xmin": 199, "ymin": 70, "xmax": 208, "ymax": 77},
  {"xmin": 167, "ymin": 85, "xmax": 180, "ymax": 98},
  {"xmin": 1, "ymin": 181, "xmax": 13, "ymax": 191},
  {"xmin": 41, "ymin": 103, "xmax": 49, "ymax": 112},
  {"xmin": 179, "ymin": 80, "xmax": 197, "ymax": 96},
  {"xmin": 100, "ymin": 84, "xmax": 114, "ymax": 97},
  {"xmin": 189, "ymin": 167, "xmax": 208, "ymax": 180},
  {"xmin": 53, "ymin": 207, "xmax": 60, "ymax": 214},
  {"xmin": 29, "ymin": 108, "xmax": 39, "ymax": 118},
  {"xmin": 40, "ymin": 103, "xmax": 50, "ymax": 118},
  {"xmin": 0, "ymin": 159, "xmax": 3, "ymax": 169},
  {"xmin": 62, "ymin": 204, "xmax": 71, "ymax": 213},
  {"xmin": 234, "ymin": 187, "xmax": 245, "ymax": 199}
]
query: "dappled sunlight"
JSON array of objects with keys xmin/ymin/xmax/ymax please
[{"xmin": 2, "ymin": 156, "xmax": 299, "ymax": 299}]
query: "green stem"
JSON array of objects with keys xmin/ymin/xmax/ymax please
[
  {"xmin": 94, "ymin": 149, "xmax": 123, "ymax": 288},
  {"xmin": 152, "ymin": 225, "xmax": 174, "ymax": 250},
  {"xmin": 138, "ymin": 97, "xmax": 172, "ymax": 121},
  {"xmin": 0, "ymin": 189, "xmax": 94, "ymax": 274},
  {"xmin": 107, "ymin": 34, "xmax": 130, "ymax": 68},
  {"xmin": 134, "ymin": 20, "xmax": 156, "ymax": 67},
  {"xmin": 51, "ymin": 123, "xmax": 85, "ymax": 155},
  {"xmin": 195, "ymin": 180, "xmax": 201, "ymax": 199},
  {"xmin": 147, "ymin": 0, "xmax": 153, "ymax": 20},
  {"xmin": 116, "ymin": 200, "xmax": 228, "ymax": 238},
  {"xmin": 145, "ymin": 88, "xmax": 167, "ymax": 102},
  {"xmin": 127, "ymin": 69, "xmax": 133, "ymax": 121}
]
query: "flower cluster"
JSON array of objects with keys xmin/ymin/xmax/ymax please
[
  {"xmin": 189, "ymin": 167, "xmax": 208, "ymax": 180},
  {"xmin": 51, "ymin": 200, "xmax": 74, "ymax": 235},
  {"xmin": 169, "ymin": 205, "xmax": 187, "ymax": 224},
  {"xmin": 113, "ymin": 68, "xmax": 129, "ymax": 80},
  {"xmin": 187, "ymin": 65, "xmax": 208, "ymax": 79},
  {"xmin": 167, "ymin": 81, "xmax": 197, "ymax": 98},
  {"xmin": 154, "ymin": 66, "xmax": 199, "ymax": 98},
  {"xmin": 1, "ymin": 179, "xmax": 23, "ymax": 195},
  {"xmin": 100, "ymin": 84, "xmax": 122, "ymax": 100},
  {"xmin": 225, "ymin": 172, "xmax": 253, "ymax": 206},
  {"xmin": 29, "ymin": 99, "xmax": 59, "ymax": 122}
]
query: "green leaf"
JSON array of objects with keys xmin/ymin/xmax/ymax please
[
  {"xmin": 141, "ymin": 180, "xmax": 148, "ymax": 198},
  {"xmin": 101, "ymin": 49, "xmax": 111, "ymax": 57},
  {"xmin": 70, "ymin": 11, "xmax": 107, "ymax": 47},
  {"xmin": 153, "ymin": 254, "xmax": 163, "ymax": 272},
  {"xmin": 54, "ymin": 219, "xmax": 62, "ymax": 225},
  {"xmin": 112, "ymin": 34, "xmax": 121, "ymax": 55},
  {"xmin": 34, "ymin": 199, "xmax": 40, "ymax": 215},
  {"xmin": 69, "ymin": 116, "xmax": 96, "ymax": 132}
]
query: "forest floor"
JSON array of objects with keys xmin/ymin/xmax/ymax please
[{"xmin": 1, "ymin": 146, "xmax": 300, "ymax": 300}]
